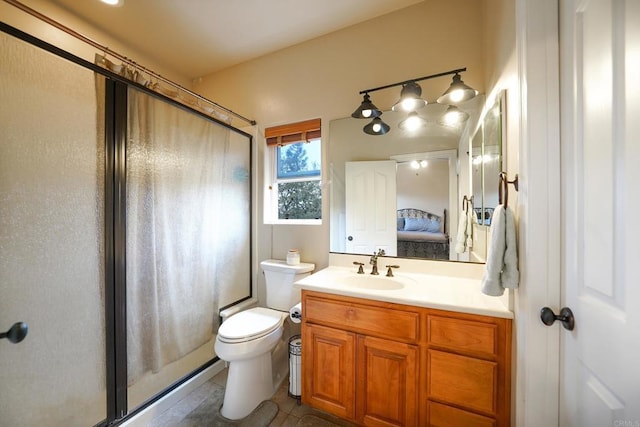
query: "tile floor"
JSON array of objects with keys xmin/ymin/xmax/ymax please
[{"xmin": 147, "ymin": 368, "xmax": 357, "ymax": 427}]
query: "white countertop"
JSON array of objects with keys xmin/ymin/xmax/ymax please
[{"xmin": 295, "ymin": 265, "xmax": 513, "ymax": 319}]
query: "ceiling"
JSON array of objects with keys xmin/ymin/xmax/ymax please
[{"xmin": 46, "ymin": 0, "xmax": 424, "ymax": 79}]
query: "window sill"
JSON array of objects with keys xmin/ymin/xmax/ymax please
[{"xmin": 266, "ymin": 219, "xmax": 322, "ymax": 226}]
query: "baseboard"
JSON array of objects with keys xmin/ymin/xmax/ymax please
[{"xmin": 118, "ymin": 360, "xmax": 226, "ymax": 427}]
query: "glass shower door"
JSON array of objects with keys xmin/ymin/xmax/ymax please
[{"xmin": 0, "ymin": 32, "xmax": 107, "ymax": 426}]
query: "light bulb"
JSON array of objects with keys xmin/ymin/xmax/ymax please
[
  {"xmin": 420, "ymin": 160, "xmax": 428, "ymax": 168},
  {"xmin": 403, "ymin": 115, "xmax": 422, "ymax": 131},
  {"xmin": 401, "ymin": 98, "xmax": 418, "ymax": 111},
  {"xmin": 410, "ymin": 160, "xmax": 420, "ymax": 169},
  {"xmin": 442, "ymin": 111, "xmax": 458, "ymax": 125},
  {"xmin": 372, "ymin": 123, "xmax": 381, "ymax": 133},
  {"xmin": 362, "ymin": 109, "xmax": 372, "ymax": 118},
  {"xmin": 448, "ymin": 89, "xmax": 465, "ymax": 103}
]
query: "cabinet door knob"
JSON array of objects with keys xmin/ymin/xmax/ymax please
[{"xmin": 540, "ymin": 307, "xmax": 575, "ymax": 331}]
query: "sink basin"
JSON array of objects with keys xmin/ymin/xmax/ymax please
[{"xmin": 342, "ymin": 274, "xmax": 407, "ymax": 290}]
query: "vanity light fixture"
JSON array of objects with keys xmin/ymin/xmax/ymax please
[
  {"xmin": 353, "ymin": 67, "xmax": 477, "ymax": 135},
  {"xmin": 363, "ymin": 117, "xmax": 391, "ymax": 135},
  {"xmin": 351, "ymin": 93, "xmax": 382, "ymax": 119},
  {"xmin": 391, "ymin": 81, "xmax": 427, "ymax": 112},
  {"xmin": 439, "ymin": 105, "xmax": 470, "ymax": 126},
  {"xmin": 398, "ymin": 111, "xmax": 427, "ymax": 132},
  {"xmin": 437, "ymin": 73, "xmax": 479, "ymax": 104}
]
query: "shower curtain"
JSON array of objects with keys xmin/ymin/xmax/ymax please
[{"xmin": 125, "ymin": 88, "xmax": 239, "ymax": 383}]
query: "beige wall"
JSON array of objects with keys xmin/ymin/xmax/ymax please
[
  {"xmin": 397, "ymin": 160, "xmax": 450, "ymax": 217},
  {"xmin": 194, "ymin": 0, "xmax": 487, "ymax": 279},
  {"xmin": 483, "ymin": 0, "xmax": 519, "ymax": 197}
]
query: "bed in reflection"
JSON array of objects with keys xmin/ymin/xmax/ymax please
[{"xmin": 396, "ymin": 208, "xmax": 449, "ymax": 260}]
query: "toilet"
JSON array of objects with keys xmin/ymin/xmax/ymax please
[{"xmin": 214, "ymin": 259, "xmax": 314, "ymax": 420}]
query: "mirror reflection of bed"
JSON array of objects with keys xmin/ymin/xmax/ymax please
[
  {"xmin": 395, "ymin": 159, "xmax": 450, "ymax": 260},
  {"xmin": 396, "ymin": 208, "xmax": 449, "ymax": 259}
]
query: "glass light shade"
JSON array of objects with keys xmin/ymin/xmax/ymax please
[
  {"xmin": 437, "ymin": 74, "xmax": 478, "ymax": 104},
  {"xmin": 440, "ymin": 105, "xmax": 470, "ymax": 125},
  {"xmin": 352, "ymin": 94, "xmax": 382, "ymax": 119},
  {"xmin": 392, "ymin": 82, "xmax": 427, "ymax": 112},
  {"xmin": 398, "ymin": 112, "xmax": 427, "ymax": 132},
  {"xmin": 363, "ymin": 117, "xmax": 390, "ymax": 135}
]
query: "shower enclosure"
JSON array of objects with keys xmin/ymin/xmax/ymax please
[{"xmin": 0, "ymin": 24, "xmax": 252, "ymax": 426}]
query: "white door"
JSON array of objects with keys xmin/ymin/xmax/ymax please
[
  {"xmin": 345, "ymin": 161, "xmax": 397, "ymax": 256},
  {"xmin": 559, "ymin": 0, "xmax": 640, "ymax": 425}
]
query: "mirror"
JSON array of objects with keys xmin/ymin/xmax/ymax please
[
  {"xmin": 468, "ymin": 91, "xmax": 505, "ymax": 262},
  {"xmin": 470, "ymin": 92, "xmax": 504, "ymax": 226},
  {"xmin": 329, "ymin": 100, "xmax": 485, "ymax": 263}
]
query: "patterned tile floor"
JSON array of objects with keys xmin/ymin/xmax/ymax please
[{"xmin": 147, "ymin": 368, "xmax": 357, "ymax": 427}]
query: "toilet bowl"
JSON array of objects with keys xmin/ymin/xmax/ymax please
[
  {"xmin": 214, "ymin": 259, "xmax": 314, "ymax": 420},
  {"xmin": 214, "ymin": 307, "xmax": 287, "ymax": 420}
]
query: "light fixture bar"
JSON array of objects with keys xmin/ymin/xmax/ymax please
[{"xmin": 358, "ymin": 67, "xmax": 467, "ymax": 95}]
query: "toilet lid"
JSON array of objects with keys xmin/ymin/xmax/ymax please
[{"xmin": 217, "ymin": 307, "xmax": 284, "ymax": 343}]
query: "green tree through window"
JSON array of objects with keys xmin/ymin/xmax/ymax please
[{"xmin": 277, "ymin": 141, "xmax": 321, "ymax": 219}]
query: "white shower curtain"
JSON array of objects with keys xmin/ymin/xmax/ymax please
[{"xmin": 125, "ymin": 88, "xmax": 242, "ymax": 383}]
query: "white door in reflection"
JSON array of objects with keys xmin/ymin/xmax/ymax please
[{"xmin": 345, "ymin": 161, "xmax": 397, "ymax": 256}]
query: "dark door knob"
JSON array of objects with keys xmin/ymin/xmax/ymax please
[
  {"xmin": 0, "ymin": 322, "xmax": 28, "ymax": 344},
  {"xmin": 540, "ymin": 307, "xmax": 575, "ymax": 331},
  {"xmin": 347, "ymin": 236, "xmax": 353, "ymax": 241}
]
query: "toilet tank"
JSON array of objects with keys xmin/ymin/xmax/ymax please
[{"xmin": 260, "ymin": 259, "xmax": 314, "ymax": 311}]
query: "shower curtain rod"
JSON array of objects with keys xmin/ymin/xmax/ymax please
[{"xmin": 4, "ymin": 0, "xmax": 257, "ymax": 126}]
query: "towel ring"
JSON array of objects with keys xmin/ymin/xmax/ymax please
[
  {"xmin": 462, "ymin": 195, "xmax": 474, "ymax": 212},
  {"xmin": 498, "ymin": 172, "xmax": 519, "ymax": 208}
]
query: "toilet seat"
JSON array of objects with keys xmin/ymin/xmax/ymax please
[{"xmin": 217, "ymin": 307, "xmax": 285, "ymax": 344}]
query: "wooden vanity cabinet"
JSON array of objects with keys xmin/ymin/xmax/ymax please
[
  {"xmin": 424, "ymin": 310, "xmax": 512, "ymax": 427},
  {"xmin": 302, "ymin": 290, "xmax": 421, "ymax": 426},
  {"xmin": 301, "ymin": 290, "xmax": 512, "ymax": 427}
]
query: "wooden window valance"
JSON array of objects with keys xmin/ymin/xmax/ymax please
[{"xmin": 265, "ymin": 118, "xmax": 321, "ymax": 146}]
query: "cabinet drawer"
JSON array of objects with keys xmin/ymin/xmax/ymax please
[
  {"xmin": 304, "ymin": 295, "xmax": 419, "ymax": 343},
  {"xmin": 427, "ymin": 401, "xmax": 496, "ymax": 427},
  {"xmin": 428, "ymin": 315, "xmax": 498, "ymax": 356},
  {"xmin": 427, "ymin": 350, "xmax": 497, "ymax": 415}
]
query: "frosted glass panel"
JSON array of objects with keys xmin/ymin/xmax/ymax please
[
  {"xmin": 0, "ymin": 32, "xmax": 106, "ymax": 426},
  {"xmin": 126, "ymin": 88, "xmax": 251, "ymax": 408}
]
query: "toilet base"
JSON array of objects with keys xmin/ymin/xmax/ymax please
[{"xmin": 220, "ymin": 352, "xmax": 275, "ymax": 420}]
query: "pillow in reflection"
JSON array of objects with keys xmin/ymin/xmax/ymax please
[{"xmin": 404, "ymin": 217, "xmax": 440, "ymax": 233}]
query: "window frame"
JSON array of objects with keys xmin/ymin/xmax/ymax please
[{"xmin": 263, "ymin": 119, "xmax": 322, "ymax": 225}]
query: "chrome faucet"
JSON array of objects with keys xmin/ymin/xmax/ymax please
[{"xmin": 369, "ymin": 249, "xmax": 385, "ymax": 275}]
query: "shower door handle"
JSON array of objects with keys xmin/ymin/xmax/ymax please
[{"xmin": 0, "ymin": 322, "xmax": 28, "ymax": 344}]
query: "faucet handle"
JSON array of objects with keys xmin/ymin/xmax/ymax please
[
  {"xmin": 376, "ymin": 249, "xmax": 386, "ymax": 256},
  {"xmin": 353, "ymin": 261, "xmax": 365, "ymax": 274},
  {"xmin": 385, "ymin": 265, "xmax": 400, "ymax": 277}
]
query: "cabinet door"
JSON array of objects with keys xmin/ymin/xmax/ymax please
[
  {"xmin": 357, "ymin": 335, "xmax": 419, "ymax": 426},
  {"xmin": 302, "ymin": 323, "xmax": 356, "ymax": 420}
]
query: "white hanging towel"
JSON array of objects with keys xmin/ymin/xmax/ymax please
[
  {"xmin": 454, "ymin": 210, "xmax": 468, "ymax": 253},
  {"xmin": 481, "ymin": 205, "xmax": 519, "ymax": 296}
]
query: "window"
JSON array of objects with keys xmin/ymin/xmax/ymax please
[{"xmin": 265, "ymin": 119, "xmax": 322, "ymax": 224}]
